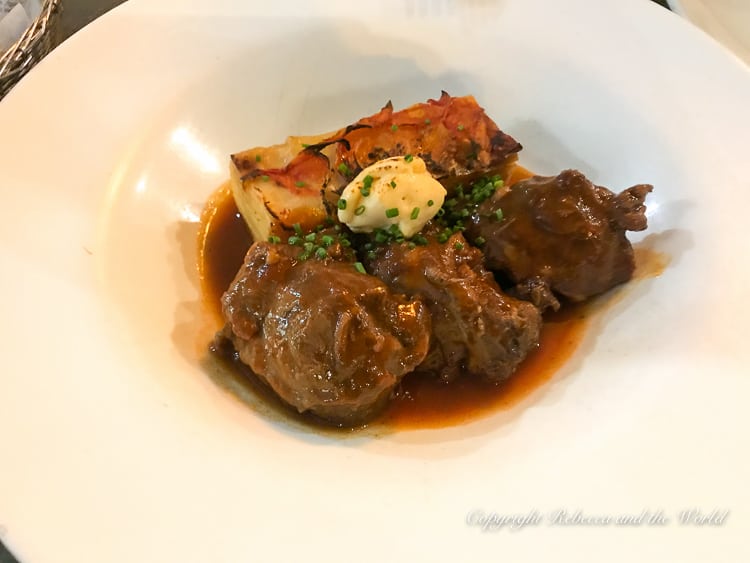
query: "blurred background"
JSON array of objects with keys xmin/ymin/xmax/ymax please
[
  {"xmin": 59, "ymin": 0, "xmax": 126, "ymax": 41},
  {"xmin": 59, "ymin": 0, "xmax": 671, "ymax": 42}
]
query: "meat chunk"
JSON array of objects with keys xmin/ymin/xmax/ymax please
[
  {"xmin": 466, "ymin": 170, "xmax": 652, "ymax": 307},
  {"xmin": 219, "ymin": 242, "xmax": 431, "ymax": 426},
  {"xmin": 367, "ymin": 232, "xmax": 542, "ymax": 383}
]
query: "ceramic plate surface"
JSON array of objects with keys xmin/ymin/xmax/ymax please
[{"xmin": 1, "ymin": 1, "xmax": 749, "ymax": 561}]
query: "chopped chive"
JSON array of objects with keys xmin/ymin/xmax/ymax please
[
  {"xmin": 339, "ymin": 238, "xmax": 352, "ymax": 248},
  {"xmin": 474, "ymin": 236, "xmax": 486, "ymax": 246},
  {"xmin": 436, "ymin": 208, "xmax": 445, "ymax": 217},
  {"xmin": 298, "ymin": 251, "xmax": 311, "ymax": 261},
  {"xmin": 366, "ymin": 250, "xmax": 377, "ymax": 260},
  {"xmin": 304, "ymin": 233, "xmax": 316, "ymax": 242},
  {"xmin": 494, "ymin": 208, "xmax": 504, "ymax": 222},
  {"xmin": 424, "ymin": 118, "xmax": 431, "ymax": 125},
  {"xmin": 391, "ymin": 124, "xmax": 398, "ymax": 132},
  {"xmin": 354, "ymin": 262, "xmax": 366, "ymax": 274},
  {"xmin": 457, "ymin": 124, "xmax": 465, "ymax": 131},
  {"xmin": 337, "ymin": 162, "xmax": 350, "ymax": 176},
  {"xmin": 255, "ymin": 154, "xmax": 262, "ymax": 162},
  {"xmin": 303, "ymin": 241, "xmax": 314, "ymax": 251},
  {"xmin": 337, "ymin": 198, "xmax": 347, "ymax": 210},
  {"xmin": 267, "ymin": 235, "xmax": 281, "ymax": 243},
  {"xmin": 293, "ymin": 223, "xmax": 303, "ymax": 236},
  {"xmin": 410, "ymin": 207, "xmax": 420, "ymax": 220},
  {"xmin": 260, "ymin": 175, "xmax": 270, "ymax": 182},
  {"xmin": 437, "ymin": 232, "xmax": 449, "ymax": 243},
  {"xmin": 301, "ymin": 143, "xmax": 310, "ymax": 148},
  {"xmin": 315, "ymin": 247, "xmax": 328, "ymax": 259},
  {"xmin": 385, "ymin": 208, "xmax": 399, "ymax": 218},
  {"xmin": 413, "ymin": 234, "xmax": 428, "ymax": 246},
  {"xmin": 321, "ymin": 235, "xmax": 334, "ymax": 247},
  {"xmin": 408, "ymin": 242, "xmax": 416, "ymax": 249},
  {"xmin": 355, "ymin": 205, "xmax": 366, "ymax": 216},
  {"xmin": 454, "ymin": 241, "xmax": 464, "ymax": 251},
  {"xmin": 427, "ymin": 199, "xmax": 434, "ymax": 207},
  {"xmin": 295, "ymin": 180, "xmax": 306, "ymax": 188},
  {"xmin": 404, "ymin": 154, "xmax": 414, "ymax": 163},
  {"xmin": 390, "ymin": 180, "xmax": 397, "ymax": 189},
  {"xmin": 361, "ymin": 175, "xmax": 373, "ymax": 197},
  {"xmin": 375, "ymin": 231, "xmax": 389, "ymax": 244},
  {"xmin": 288, "ymin": 236, "xmax": 301, "ymax": 246}
]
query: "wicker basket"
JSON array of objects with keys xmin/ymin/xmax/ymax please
[{"xmin": 0, "ymin": 0, "xmax": 63, "ymax": 100}]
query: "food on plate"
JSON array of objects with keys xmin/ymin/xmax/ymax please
[
  {"xmin": 219, "ymin": 240, "xmax": 430, "ymax": 426},
  {"xmin": 465, "ymin": 170, "xmax": 653, "ymax": 310},
  {"xmin": 366, "ymin": 230, "xmax": 541, "ymax": 384},
  {"xmin": 337, "ymin": 155, "xmax": 446, "ymax": 237},
  {"xmin": 203, "ymin": 93, "xmax": 653, "ymax": 427},
  {"xmin": 228, "ymin": 92, "xmax": 521, "ymax": 243}
]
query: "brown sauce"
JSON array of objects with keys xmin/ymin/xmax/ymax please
[
  {"xmin": 633, "ymin": 245, "xmax": 669, "ymax": 280},
  {"xmin": 381, "ymin": 306, "xmax": 586, "ymax": 428},
  {"xmin": 198, "ymin": 182, "xmax": 253, "ymax": 323},
  {"xmin": 197, "ymin": 166, "xmax": 590, "ymax": 430}
]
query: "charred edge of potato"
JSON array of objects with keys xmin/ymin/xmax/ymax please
[
  {"xmin": 229, "ymin": 162, "xmax": 329, "ymax": 242},
  {"xmin": 229, "ymin": 132, "xmax": 338, "ymax": 242}
]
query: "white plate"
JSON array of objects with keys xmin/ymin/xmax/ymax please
[
  {"xmin": 669, "ymin": 0, "xmax": 750, "ymax": 64},
  {"xmin": 1, "ymin": 1, "xmax": 750, "ymax": 561}
]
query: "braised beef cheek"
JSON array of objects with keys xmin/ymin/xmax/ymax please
[
  {"xmin": 467, "ymin": 170, "xmax": 652, "ymax": 308},
  {"xmin": 367, "ymin": 233, "xmax": 542, "ymax": 384},
  {"xmin": 219, "ymin": 242, "xmax": 431, "ymax": 426}
]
